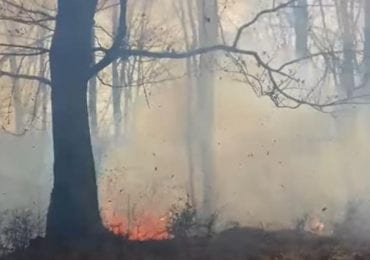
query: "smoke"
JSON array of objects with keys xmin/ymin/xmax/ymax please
[
  {"xmin": 2, "ymin": 74, "xmax": 370, "ymax": 234},
  {"xmin": 1, "ymin": 0, "xmax": 370, "ymax": 241},
  {"xmin": 0, "ymin": 130, "xmax": 52, "ymax": 214},
  {"xmin": 93, "ymin": 72, "xmax": 370, "ymax": 235}
]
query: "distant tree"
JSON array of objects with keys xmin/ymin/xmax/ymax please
[
  {"xmin": 294, "ymin": 0, "xmax": 308, "ymax": 57},
  {"xmin": 363, "ymin": 0, "xmax": 370, "ymax": 86},
  {"xmin": 336, "ymin": 0, "xmax": 355, "ymax": 98},
  {"xmin": 195, "ymin": 0, "xmax": 219, "ymax": 218}
]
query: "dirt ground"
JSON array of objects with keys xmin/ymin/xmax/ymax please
[{"xmin": 2, "ymin": 227, "xmax": 370, "ymax": 260}]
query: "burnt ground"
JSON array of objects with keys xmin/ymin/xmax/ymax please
[{"xmin": 2, "ymin": 227, "xmax": 370, "ymax": 260}]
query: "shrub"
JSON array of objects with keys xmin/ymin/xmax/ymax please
[
  {"xmin": 167, "ymin": 198, "xmax": 218, "ymax": 240},
  {"xmin": 0, "ymin": 208, "xmax": 45, "ymax": 255}
]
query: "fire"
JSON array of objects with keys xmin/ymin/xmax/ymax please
[
  {"xmin": 304, "ymin": 216, "xmax": 325, "ymax": 235},
  {"xmin": 102, "ymin": 210, "xmax": 169, "ymax": 241}
]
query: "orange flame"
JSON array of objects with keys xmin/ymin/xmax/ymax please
[{"xmin": 103, "ymin": 210, "xmax": 169, "ymax": 241}]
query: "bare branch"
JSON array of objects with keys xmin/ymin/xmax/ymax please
[
  {"xmin": 1, "ymin": 0, "xmax": 55, "ymax": 20},
  {"xmin": 232, "ymin": 0, "xmax": 297, "ymax": 47},
  {"xmin": 0, "ymin": 69, "xmax": 51, "ymax": 86}
]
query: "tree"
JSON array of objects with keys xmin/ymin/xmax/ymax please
[
  {"xmin": 46, "ymin": 0, "xmax": 105, "ymax": 241},
  {"xmin": 176, "ymin": 0, "xmax": 219, "ymax": 218},
  {"xmin": 177, "ymin": 0, "xmax": 198, "ymax": 211},
  {"xmin": 0, "ymin": 0, "xmax": 367, "ymax": 244}
]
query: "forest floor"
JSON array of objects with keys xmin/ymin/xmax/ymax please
[{"xmin": 2, "ymin": 227, "xmax": 370, "ymax": 260}]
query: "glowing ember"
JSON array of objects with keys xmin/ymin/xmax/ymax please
[{"xmin": 103, "ymin": 210, "xmax": 169, "ymax": 241}]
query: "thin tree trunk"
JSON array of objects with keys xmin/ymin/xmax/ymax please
[
  {"xmin": 47, "ymin": 0, "xmax": 103, "ymax": 241},
  {"xmin": 112, "ymin": 60, "xmax": 122, "ymax": 138},
  {"xmin": 112, "ymin": 7, "xmax": 123, "ymax": 138},
  {"xmin": 40, "ymin": 0, "xmax": 49, "ymax": 131},
  {"xmin": 187, "ymin": 0, "xmax": 199, "ymax": 208},
  {"xmin": 6, "ymin": 24, "xmax": 23, "ymax": 132},
  {"xmin": 294, "ymin": 0, "xmax": 308, "ymax": 57},
  {"xmin": 196, "ymin": 0, "xmax": 218, "ymax": 218},
  {"xmin": 179, "ymin": 0, "xmax": 197, "ymax": 207},
  {"xmin": 38, "ymin": 60, "xmax": 48, "ymax": 131},
  {"xmin": 89, "ymin": 29, "xmax": 98, "ymax": 134},
  {"xmin": 363, "ymin": 0, "xmax": 370, "ymax": 85},
  {"xmin": 337, "ymin": 0, "xmax": 355, "ymax": 98},
  {"xmin": 9, "ymin": 56, "xmax": 23, "ymax": 132},
  {"xmin": 36, "ymin": 21, "xmax": 49, "ymax": 131},
  {"xmin": 122, "ymin": 62, "xmax": 131, "ymax": 135}
]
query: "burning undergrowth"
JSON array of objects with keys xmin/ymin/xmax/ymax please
[
  {"xmin": 102, "ymin": 210, "xmax": 169, "ymax": 241},
  {"xmin": 3, "ymin": 201, "xmax": 370, "ymax": 259},
  {"xmin": 100, "ymin": 194, "xmax": 216, "ymax": 241},
  {"xmin": 98, "ymin": 173, "xmax": 172, "ymax": 241},
  {"xmin": 97, "ymin": 164, "xmax": 189, "ymax": 241},
  {"xmin": 3, "ymin": 166, "xmax": 370, "ymax": 259}
]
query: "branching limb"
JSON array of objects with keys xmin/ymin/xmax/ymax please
[{"xmin": 0, "ymin": 69, "xmax": 51, "ymax": 86}]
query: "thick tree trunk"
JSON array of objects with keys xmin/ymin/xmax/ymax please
[{"xmin": 47, "ymin": 0, "xmax": 103, "ymax": 241}]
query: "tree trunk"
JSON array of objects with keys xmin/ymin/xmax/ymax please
[
  {"xmin": 122, "ymin": 62, "xmax": 131, "ymax": 136},
  {"xmin": 9, "ymin": 56, "xmax": 23, "ymax": 132},
  {"xmin": 89, "ymin": 29, "xmax": 98, "ymax": 135},
  {"xmin": 6, "ymin": 25, "xmax": 23, "ymax": 132},
  {"xmin": 294, "ymin": 0, "xmax": 308, "ymax": 57},
  {"xmin": 196, "ymin": 0, "xmax": 218, "ymax": 218},
  {"xmin": 186, "ymin": 2, "xmax": 198, "ymax": 209},
  {"xmin": 37, "ymin": 21, "xmax": 49, "ymax": 131},
  {"xmin": 47, "ymin": 0, "xmax": 103, "ymax": 241},
  {"xmin": 112, "ymin": 60, "xmax": 122, "ymax": 138},
  {"xmin": 112, "ymin": 7, "xmax": 123, "ymax": 139},
  {"xmin": 337, "ymin": 0, "xmax": 355, "ymax": 98},
  {"xmin": 363, "ymin": 0, "xmax": 370, "ymax": 85}
]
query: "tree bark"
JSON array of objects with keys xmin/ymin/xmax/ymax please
[{"xmin": 47, "ymin": 0, "xmax": 103, "ymax": 241}]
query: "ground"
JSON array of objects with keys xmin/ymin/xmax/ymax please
[{"xmin": 2, "ymin": 227, "xmax": 370, "ymax": 260}]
